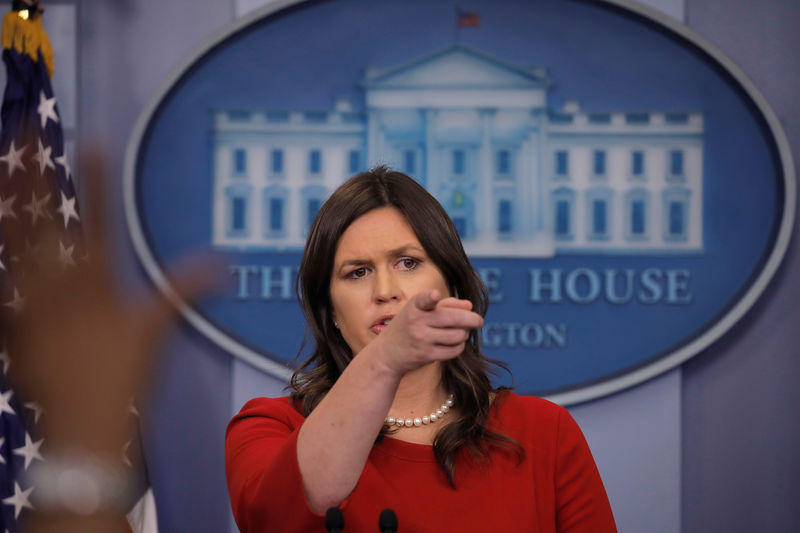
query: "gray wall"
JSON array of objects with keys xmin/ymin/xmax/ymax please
[
  {"xmin": 683, "ymin": 1, "xmax": 800, "ymax": 531},
  {"xmin": 69, "ymin": 1, "xmax": 798, "ymax": 531}
]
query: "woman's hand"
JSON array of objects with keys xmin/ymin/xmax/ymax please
[{"xmin": 371, "ymin": 289, "xmax": 484, "ymax": 377}]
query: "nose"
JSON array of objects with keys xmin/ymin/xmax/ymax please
[{"xmin": 373, "ymin": 267, "xmax": 401, "ymax": 303}]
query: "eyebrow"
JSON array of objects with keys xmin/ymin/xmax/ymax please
[{"xmin": 336, "ymin": 245, "xmax": 426, "ymax": 269}]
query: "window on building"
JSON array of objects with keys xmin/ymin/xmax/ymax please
[
  {"xmin": 632, "ymin": 151, "xmax": 644, "ymax": 177},
  {"xmin": 234, "ymin": 148, "xmax": 246, "ymax": 175},
  {"xmin": 552, "ymin": 187, "xmax": 575, "ymax": 241},
  {"xmin": 452, "ymin": 216, "xmax": 466, "ymax": 237},
  {"xmin": 271, "ymin": 149, "xmax": 283, "ymax": 174},
  {"xmin": 624, "ymin": 189, "xmax": 650, "ymax": 241},
  {"xmin": 555, "ymin": 150, "xmax": 569, "ymax": 177},
  {"xmin": 631, "ymin": 200, "xmax": 645, "ymax": 235},
  {"xmin": 404, "ymin": 150, "xmax": 415, "ymax": 174},
  {"xmin": 592, "ymin": 200, "xmax": 607, "ymax": 235},
  {"xmin": 309, "ymin": 150, "xmax": 322, "ymax": 174},
  {"xmin": 349, "ymin": 150, "xmax": 361, "ymax": 174},
  {"xmin": 308, "ymin": 198, "xmax": 321, "ymax": 228},
  {"xmin": 498, "ymin": 199, "xmax": 512, "ymax": 234},
  {"xmin": 669, "ymin": 201, "xmax": 684, "ymax": 236},
  {"xmin": 670, "ymin": 150, "xmax": 684, "ymax": 176},
  {"xmin": 662, "ymin": 187, "xmax": 690, "ymax": 241},
  {"xmin": 232, "ymin": 197, "xmax": 246, "ymax": 231},
  {"xmin": 270, "ymin": 197, "xmax": 283, "ymax": 231},
  {"xmin": 497, "ymin": 150, "xmax": 510, "ymax": 175},
  {"xmin": 586, "ymin": 187, "xmax": 612, "ymax": 240},
  {"xmin": 593, "ymin": 150, "xmax": 606, "ymax": 175},
  {"xmin": 453, "ymin": 149, "xmax": 465, "ymax": 175},
  {"xmin": 555, "ymin": 200, "xmax": 570, "ymax": 238}
]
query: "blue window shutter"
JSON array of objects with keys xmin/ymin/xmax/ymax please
[
  {"xmin": 497, "ymin": 150, "xmax": 510, "ymax": 174},
  {"xmin": 498, "ymin": 199, "xmax": 512, "ymax": 233},
  {"xmin": 310, "ymin": 150, "xmax": 322, "ymax": 173},
  {"xmin": 670, "ymin": 150, "xmax": 683, "ymax": 175},
  {"xmin": 452, "ymin": 216, "xmax": 466, "ymax": 237},
  {"xmin": 632, "ymin": 200, "xmax": 645, "ymax": 234},
  {"xmin": 404, "ymin": 150, "xmax": 415, "ymax": 174},
  {"xmin": 632, "ymin": 151, "xmax": 644, "ymax": 175},
  {"xmin": 234, "ymin": 149, "xmax": 246, "ymax": 174},
  {"xmin": 453, "ymin": 150, "xmax": 465, "ymax": 174},
  {"xmin": 556, "ymin": 151, "xmax": 568, "ymax": 175},
  {"xmin": 349, "ymin": 150, "xmax": 360, "ymax": 174},
  {"xmin": 270, "ymin": 197, "xmax": 283, "ymax": 230},
  {"xmin": 556, "ymin": 200, "xmax": 570, "ymax": 235},
  {"xmin": 593, "ymin": 200, "xmax": 607, "ymax": 234},
  {"xmin": 593, "ymin": 151, "xmax": 606, "ymax": 175},
  {"xmin": 232, "ymin": 197, "xmax": 246, "ymax": 230},
  {"xmin": 271, "ymin": 149, "xmax": 283, "ymax": 173},
  {"xmin": 308, "ymin": 198, "xmax": 321, "ymax": 227},
  {"xmin": 669, "ymin": 201, "xmax": 684, "ymax": 235}
]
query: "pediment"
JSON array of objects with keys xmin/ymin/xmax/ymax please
[{"xmin": 363, "ymin": 45, "xmax": 549, "ymax": 90}]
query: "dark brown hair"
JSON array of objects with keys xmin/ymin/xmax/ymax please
[{"xmin": 290, "ymin": 166, "xmax": 522, "ymax": 486}]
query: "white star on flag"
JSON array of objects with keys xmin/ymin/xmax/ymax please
[
  {"xmin": 33, "ymin": 137, "xmax": 55, "ymax": 175},
  {"xmin": 0, "ymin": 438, "xmax": 5, "ymax": 464},
  {"xmin": 56, "ymin": 191, "xmax": 80, "ymax": 228},
  {"xmin": 0, "ymin": 140, "xmax": 26, "ymax": 177},
  {"xmin": 24, "ymin": 402, "xmax": 43, "ymax": 424},
  {"xmin": 0, "ymin": 244, "xmax": 5, "ymax": 271},
  {"xmin": 2, "ymin": 482, "xmax": 34, "ymax": 519},
  {"xmin": 54, "ymin": 152, "xmax": 71, "ymax": 181},
  {"xmin": 0, "ymin": 347, "xmax": 8, "ymax": 374},
  {"xmin": 0, "ymin": 390, "xmax": 15, "ymax": 417},
  {"xmin": 36, "ymin": 90, "xmax": 59, "ymax": 129},
  {"xmin": 58, "ymin": 241, "xmax": 75, "ymax": 267},
  {"xmin": 123, "ymin": 440, "xmax": 133, "ymax": 467},
  {"xmin": 22, "ymin": 191, "xmax": 51, "ymax": 225},
  {"xmin": 12, "ymin": 433, "xmax": 44, "ymax": 470},
  {"xmin": 4, "ymin": 289, "xmax": 25, "ymax": 315},
  {"xmin": 0, "ymin": 194, "xmax": 17, "ymax": 222}
]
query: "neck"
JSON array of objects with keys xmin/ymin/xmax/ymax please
[{"xmin": 389, "ymin": 362, "xmax": 447, "ymax": 416}]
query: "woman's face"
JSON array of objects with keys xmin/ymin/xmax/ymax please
[{"xmin": 329, "ymin": 207, "xmax": 451, "ymax": 355}]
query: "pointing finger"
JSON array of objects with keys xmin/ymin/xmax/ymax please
[{"xmin": 414, "ymin": 289, "xmax": 441, "ymax": 311}]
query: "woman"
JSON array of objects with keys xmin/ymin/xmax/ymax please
[{"xmin": 225, "ymin": 167, "xmax": 616, "ymax": 532}]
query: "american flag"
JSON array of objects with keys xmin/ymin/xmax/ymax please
[
  {"xmin": 0, "ymin": 8, "xmax": 157, "ymax": 532},
  {"xmin": 0, "ymin": 7, "xmax": 82, "ymax": 530},
  {"xmin": 457, "ymin": 10, "xmax": 480, "ymax": 28}
]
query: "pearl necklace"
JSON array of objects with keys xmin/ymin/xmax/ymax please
[{"xmin": 384, "ymin": 394, "xmax": 454, "ymax": 428}]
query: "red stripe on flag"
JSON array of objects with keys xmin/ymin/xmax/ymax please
[{"xmin": 458, "ymin": 12, "xmax": 480, "ymax": 28}]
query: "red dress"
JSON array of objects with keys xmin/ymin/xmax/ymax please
[{"xmin": 226, "ymin": 392, "xmax": 617, "ymax": 532}]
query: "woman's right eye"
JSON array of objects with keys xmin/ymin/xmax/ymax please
[{"xmin": 347, "ymin": 267, "xmax": 367, "ymax": 279}]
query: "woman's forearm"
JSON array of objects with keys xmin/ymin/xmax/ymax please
[{"xmin": 296, "ymin": 343, "xmax": 401, "ymax": 513}]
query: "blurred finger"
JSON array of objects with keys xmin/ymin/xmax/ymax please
[
  {"xmin": 79, "ymin": 145, "xmax": 111, "ymax": 271},
  {"xmin": 414, "ymin": 289, "xmax": 441, "ymax": 312},
  {"xmin": 139, "ymin": 256, "xmax": 222, "ymax": 339}
]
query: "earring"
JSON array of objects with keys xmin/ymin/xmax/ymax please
[{"xmin": 333, "ymin": 320, "xmax": 339, "ymax": 329}]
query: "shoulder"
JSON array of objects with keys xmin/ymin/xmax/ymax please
[
  {"xmin": 226, "ymin": 396, "xmax": 306, "ymax": 438},
  {"xmin": 491, "ymin": 391, "xmax": 580, "ymax": 442},
  {"xmin": 493, "ymin": 391, "xmax": 566, "ymax": 423}
]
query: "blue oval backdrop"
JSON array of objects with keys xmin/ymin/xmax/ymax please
[{"xmin": 125, "ymin": 0, "xmax": 794, "ymax": 404}]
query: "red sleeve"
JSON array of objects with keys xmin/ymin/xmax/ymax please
[
  {"xmin": 554, "ymin": 407, "xmax": 617, "ymax": 533},
  {"xmin": 225, "ymin": 398, "xmax": 327, "ymax": 533}
]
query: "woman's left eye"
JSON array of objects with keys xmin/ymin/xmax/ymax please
[{"xmin": 399, "ymin": 257, "xmax": 419, "ymax": 270}]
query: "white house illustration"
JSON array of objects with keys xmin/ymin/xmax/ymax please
[{"xmin": 212, "ymin": 44, "xmax": 703, "ymax": 256}]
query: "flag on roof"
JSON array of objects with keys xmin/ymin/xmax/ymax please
[{"xmin": 457, "ymin": 10, "xmax": 480, "ymax": 28}]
